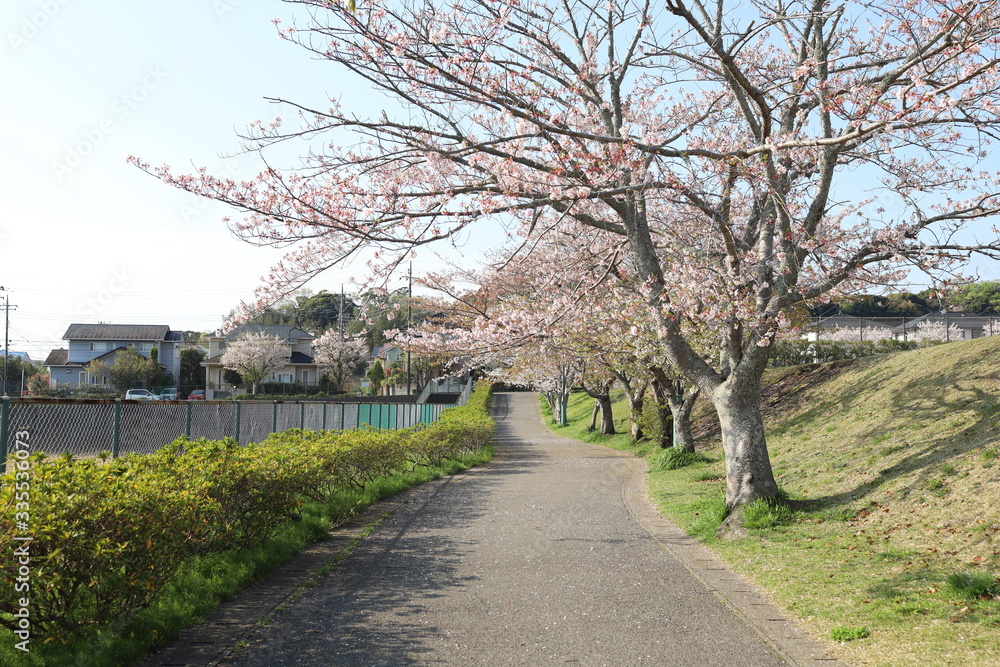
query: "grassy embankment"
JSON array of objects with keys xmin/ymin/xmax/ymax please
[{"xmin": 542, "ymin": 336, "xmax": 1000, "ymax": 666}]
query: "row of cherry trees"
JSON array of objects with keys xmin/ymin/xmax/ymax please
[
  {"xmin": 397, "ymin": 229, "xmax": 705, "ymax": 450},
  {"xmin": 220, "ymin": 329, "xmax": 368, "ymax": 394},
  {"xmin": 138, "ymin": 0, "xmax": 1000, "ymax": 519}
]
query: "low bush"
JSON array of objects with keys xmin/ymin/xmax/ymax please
[
  {"xmin": 946, "ymin": 572, "xmax": 1000, "ymax": 601},
  {"xmin": 769, "ymin": 339, "xmax": 918, "ymax": 367},
  {"xmin": 0, "ymin": 384, "xmax": 495, "ymax": 654},
  {"xmin": 831, "ymin": 626, "xmax": 871, "ymax": 641},
  {"xmin": 651, "ymin": 447, "xmax": 705, "ymax": 471},
  {"xmin": 0, "ymin": 452, "xmax": 214, "ymax": 644},
  {"xmin": 407, "ymin": 387, "xmax": 495, "ymax": 465},
  {"xmin": 741, "ymin": 497, "xmax": 794, "ymax": 529}
]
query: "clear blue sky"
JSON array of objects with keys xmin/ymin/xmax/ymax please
[{"xmin": 0, "ymin": 0, "xmax": 495, "ymax": 361}]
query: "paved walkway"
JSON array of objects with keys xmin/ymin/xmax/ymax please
[{"xmin": 146, "ymin": 392, "xmax": 842, "ymax": 666}]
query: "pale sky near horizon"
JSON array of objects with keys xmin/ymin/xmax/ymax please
[{"xmin": 0, "ymin": 0, "xmax": 500, "ymax": 361}]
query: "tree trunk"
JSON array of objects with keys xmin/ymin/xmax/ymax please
[
  {"xmin": 672, "ymin": 386, "xmax": 699, "ymax": 453},
  {"xmin": 627, "ymin": 390, "xmax": 645, "ymax": 441},
  {"xmin": 650, "ymin": 366, "xmax": 699, "ymax": 450},
  {"xmin": 613, "ymin": 371, "xmax": 647, "ymax": 441},
  {"xmin": 588, "ymin": 401, "xmax": 599, "ymax": 432},
  {"xmin": 581, "ymin": 378, "xmax": 616, "ymax": 435},
  {"xmin": 712, "ymin": 373, "xmax": 779, "ymax": 511},
  {"xmin": 649, "ymin": 376, "xmax": 673, "ymax": 448},
  {"xmin": 629, "ymin": 196, "xmax": 780, "ymax": 515},
  {"xmin": 596, "ymin": 393, "xmax": 615, "ymax": 435}
]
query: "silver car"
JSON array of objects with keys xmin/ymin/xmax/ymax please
[{"xmin": 124, "ymin": 389, "xmax": 156, "ymax": 401}]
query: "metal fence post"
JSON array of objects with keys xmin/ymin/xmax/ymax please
[
  {"xmin": 112, "ymin": 398, "xmax": 122, "ymax": 459},
  {"xmin": 322, "ymin": 402, "xmax": 327, "ymax": 431},
  {"xmin": 0, "ymin": 396, "xmax": 9, "ymax": 473},
  {"xmin": 342, "ymin": 403, "xmax": 346, "ymax": 430},
  {"xmin": 185, "ymin": 400, "xmax": 192, "ymax": 438},
  {"xmin": 235, "ymin": 400, "xmax": 242, "ymax": 445},
  {"xmin": 272, "ymin": 400, "xmax": 278, "ymax": 435},
  {"xmin": 300, "ymin": 401, "xmax": 305, "ymax": 430}
]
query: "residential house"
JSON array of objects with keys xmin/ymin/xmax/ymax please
[
  {"xmin": 0, "ymin": 350, "xmax": 35, "ymax": 365},
  {"xmin": 43, "ymin": 323, "xmax": 183, "ymax": 388},
  {"xmin": 202, "ymin": 324, "xmax": 319, "ymax": 397},
  {"xmin": 372, "ymin": 345, "xmax": 413, "ymax": 395},
  {"xmin": 373, "ymin": 345, "xmax": 405, "ymax": 366},
  {"xmin": 890, "ymin": 312, "xmax": 1000, "ymax": 341},
  {"xmin": 806, "ymin": 311, "xmax": 1000, "ymax": 342}
]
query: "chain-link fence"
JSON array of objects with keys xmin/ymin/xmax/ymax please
[{"xmin": 0, "ymin": 395, "xmax": 462, "ymax": 468}]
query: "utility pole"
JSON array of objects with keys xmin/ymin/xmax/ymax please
[
  {"xmin": 339, "ymin": 285, "xmax": 345, "ymax": 335},
  {"xmin": 0, "ymin": 287, "xmax": 16, "ymax": 398},
  {"xmin": 406, "ymin": 262, "xmax": 413, "ymax": 395}
]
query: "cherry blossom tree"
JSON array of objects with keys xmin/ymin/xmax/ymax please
[
  {"xmin": 912, "ymin": 320, "xmax": 966, "ymax": 342},
  {"xmin": 135, "ymin": 0, "xmax": 1000, "ymax": 517},
  {"xmin": 220, "ymin": 331, "xmax": 288, "ymax": 394},
  {"xmin": 825, "ymin": 326, "xmax": 894, "ymax": 342},
  {"xmin": 313, "ymin": 329, "xmax": 369, "ymax": 392}
]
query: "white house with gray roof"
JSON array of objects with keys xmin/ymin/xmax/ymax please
[{"xmin": 202, "ymin": 324, "xmax": 319, "ymax": 397}]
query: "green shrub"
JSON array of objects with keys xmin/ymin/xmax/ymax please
[
  {"xmin": 408, "ymin": 386, "xmax": 495, "ymax": 465},
  {"xmin": 638, "ymin": 400, "xmax": 671, "ymax": 445},
  {"xmin": 652, "ymin": 447, "xmax": 705, "ymax": 470},
  {"xmin": 0, "ymin": 452, "xmax": 213, "ymax": 644},
  {"xmin": 769, "ymin": 339, "xmax": 918, "ymax": 367},
  {"xmin": 741, "ymin": 497, "xmax": 794, "ymax": 529},
  {"xmin": 0, "ymin": 383, "xmax": 497, "ymax": 648},
  {"xmin": 831, "ymin": 626, "xmax": 870, "ymax": 641},
  {"xmin": 946, "ymin": 572, "xmax": 1000, "ymax": 600}
]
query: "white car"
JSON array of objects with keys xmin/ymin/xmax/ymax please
[{"xmin": 124, "ymin": 389, "xmax": 156, "ymax": 401}]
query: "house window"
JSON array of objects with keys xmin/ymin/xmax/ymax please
[
  {"xmin": 301, "ymin": 370, "xmax": 309, "ymax": 385},
  {"xmin": 79, "ymin": 371, "xmax": 86, "ymax": 384},
  {"xmin": 90, "ymin": 342, "xmax": 106, "ymax": 352},
  {"xmin": 278, "ymin": 373, "xmax": 293, "ymax": 384}
]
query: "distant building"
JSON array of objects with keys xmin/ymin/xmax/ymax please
[
  {"xmin": 44, "ymin": 324, "xmax": 183, "ymax": 387},
  {"xmin": 202, "ymin": 324, "xmax": 319, "ymax": 397},
  {"xmin": 0, "ymin": 350, "xmax": 35, "ymax": 365}
]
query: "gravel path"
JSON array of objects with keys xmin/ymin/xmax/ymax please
[{"xmin": 208, "ymin": 392, "xmax": 839, "ymax": 666}]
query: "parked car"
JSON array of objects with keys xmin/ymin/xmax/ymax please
[
  {"xmin": 187, "ymin": 390, "xmax": 206, "ymax": 400},
  {"xmin": 158, "ymin": 388, "xmax": 179, "ymax": 401},
  {"xmin": 124, "ymin": 389, "xmax": 156, "ymax": 401}
]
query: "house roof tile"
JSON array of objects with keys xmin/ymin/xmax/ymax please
[
  {"xmin": 221, "ymin": 324, "xmax": 316, "ymax": 342},
  {"xmin": 43, "ymin": 348, "xmax": 68, "ymax": 366},
  {"xmin": 63, "ymin": 324, "xmax": 175, "ymax": 341}
]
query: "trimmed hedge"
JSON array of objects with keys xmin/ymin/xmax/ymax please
[
  {"xmin": 769, "ymin": 338, "xmax": 919, "ymax": 367},
  {"xmin": 0, "ymin": 384, "xmax": 494, "ymax": 647}
]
